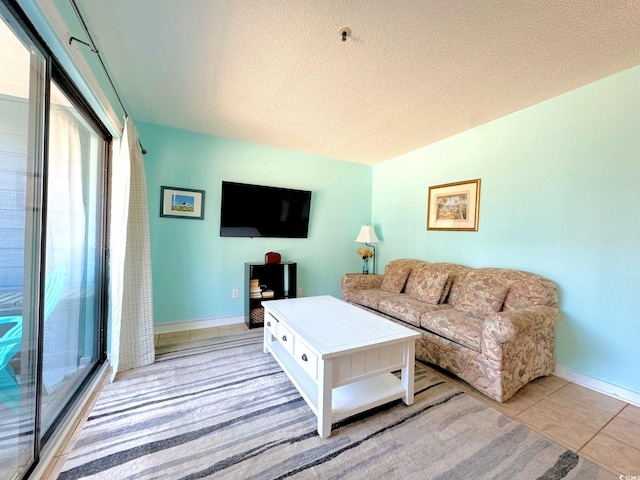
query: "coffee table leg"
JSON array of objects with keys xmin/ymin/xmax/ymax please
[
  {"xmin": 317, "ymin": 357, "xmax": 333, "ymax": 438},
  {"xmin": 402, "ymin": 339, "xmax": 416, "ymax": 405},
  {"xmin": 263, "ymin": 325, "xmax": 270, "ymax": 353}
]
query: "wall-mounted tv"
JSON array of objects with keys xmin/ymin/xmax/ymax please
[{"xmin": 220, "ymin": 181, "xmax": 312, "ymax": 238}]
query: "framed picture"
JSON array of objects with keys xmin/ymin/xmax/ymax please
[
  {"xmin": 160, "ymin": 186, "xmax": 205, "ymax": 220},
  {"xmin": 427, "ymin": 179, "xmax": 480, "ymax": 231}
]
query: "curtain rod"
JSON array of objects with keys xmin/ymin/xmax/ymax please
[{"xmin": 67, "ymin": 0, "xmax": 147, "ymax": 154}]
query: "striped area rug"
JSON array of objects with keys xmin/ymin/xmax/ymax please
[{"xmin": 59, "ymin": 330, "xmax": 614, "ymax": 479}]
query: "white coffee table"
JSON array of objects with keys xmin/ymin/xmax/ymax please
[{"xmin": 263, "ymin": 295, "xmax": 421, "ymax": 438}]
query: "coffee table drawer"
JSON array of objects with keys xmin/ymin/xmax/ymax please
[
  {"xmin": 278, "ymin": 323, "xmax": 295, "ymax": 355},
  {"xmin": 294, "ymin": 339, "xmax": 318, "ymax": 380},
  {"xmin": 265, "ymin": 312, "xmax": 278, "ymax": 336}
]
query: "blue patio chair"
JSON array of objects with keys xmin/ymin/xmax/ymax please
[{"xmin": 0, "ymin": 264, "xmax": 66, "ymax": 410}]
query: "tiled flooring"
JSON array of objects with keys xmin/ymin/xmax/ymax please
[
  {"xmin": 430, "ymin": 363, "xmax": 640, "ymax": 477},
  {"xmin": 44, "ymin": 323, "xmax": 640, "ymax": 478},
  {"xmin": 154, "ymin": 323, "xmax": 249, "ymax": 347}
]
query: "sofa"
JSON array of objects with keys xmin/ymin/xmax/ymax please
[{"xmin": 341, "ymin": 259, "xmax": 560, "ymax": 402}]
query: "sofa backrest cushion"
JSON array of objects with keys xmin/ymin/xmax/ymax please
[
  {"xmin": 380, "ymin": 261, "xmax": 415, "ymax": 293},
  {"xmin": 454, "ymin": 270, "xmax": 510, "ymax": 318},
  {"xmin": 384, "ymin": 259, "xmax": 425, "ymax": 273},
  {"xmin": 464, "ymin": 268, "xmax": 559, "ymax": 311},
  {"xmin": 404, "ymin": 265, "xmax": 449, "ymax": 304},
  {"xmin": 498, "ymin": 270, "xmax": 559, "ymax": 309}
]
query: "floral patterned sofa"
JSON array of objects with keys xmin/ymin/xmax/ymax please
[{"xmin": 341, "ymin": 259, "xmax": 560, "ymax": 402}]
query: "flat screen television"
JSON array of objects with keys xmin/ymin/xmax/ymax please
[{"xmin": 220, "ymin": 181, "xmax": 312, "ymax": 238}]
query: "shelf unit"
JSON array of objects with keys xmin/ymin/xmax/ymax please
[{"xmin": 244, "ymin": 261, "xmax": 297, "ymax": 329}]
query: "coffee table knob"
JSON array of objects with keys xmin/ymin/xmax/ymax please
[
  {"xmin": 301, "ymin": 354, "xmax": 308, "ymax": 362},
  {"xmin": 282, "ymin": 335, "xmax": 287, "ymax": 342},
  {"xmin": 267, "ymin": 321, "xmax": 271, "ymax": 327}
]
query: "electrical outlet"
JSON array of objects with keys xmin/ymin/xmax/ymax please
[{"xmin": 232, "ymin": 289, "xmax": 239, "ymax": 298}]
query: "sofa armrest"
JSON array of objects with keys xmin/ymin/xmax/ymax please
[
  {"xmin": 483, "ymin": 305, "xmax": 560, "ymax": 343},
  {"xmin": 341, "ymin": 274, "xmax": 384, "ymax": 293}
]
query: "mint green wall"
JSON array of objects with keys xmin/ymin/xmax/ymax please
[
  {"xmin": 20, "ymin": 0, "xmax": 638, "ymax": 394},
  {"xmin": 372, "ymin": 66, "xmax": 640, "ymax": 395},
  {"xmin": 138, "ymin": 123, "xmax": 372, "ymax": 324}
]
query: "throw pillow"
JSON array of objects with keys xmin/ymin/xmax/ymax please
[
  {"xmin": 455, "ymin": 274, "xmax": 509, "ymax": 318},
  {"xmin": 380, "ymin": 264, "xmax": 412, "ymax": 293},
  {"xmin": 439, "ymin": 276, "xmax": 453, "ymax": 304},
  {"xmin": 407, "ymin": 270, "xmax": 449, "ymax": 304}
]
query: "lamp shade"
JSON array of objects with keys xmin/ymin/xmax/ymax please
[{"xmin": 355, "ymin": 225, "xmax": 379, "ymax": 243}]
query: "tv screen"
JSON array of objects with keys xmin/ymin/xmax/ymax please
[{"xmin": 220, "ymin": 181, "xmax": 312, "ymax": 238}]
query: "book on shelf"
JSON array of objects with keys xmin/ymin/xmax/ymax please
[{"xmin": 261, "ymin": 289, "xmax": 274, "ymax": 298}]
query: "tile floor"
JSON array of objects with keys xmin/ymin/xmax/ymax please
[
  {"xmin": 154, "ymin": 323, "xmax": 250, "ymax": 347},
  {"xmin": 428, "ymin": 360, "xmax": 640, "ymax": 477},
  {"xmin": 43, "ymin": 323, "xmax": 640, "ymax": 478}
]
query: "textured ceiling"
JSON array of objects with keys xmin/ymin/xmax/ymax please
[{"xmin": 75, "ymin": 0, "xmax": 640, "ymax": 164}]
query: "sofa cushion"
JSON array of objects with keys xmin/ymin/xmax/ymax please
[
  {"xmin": 504, "ymin": 278, "xmax": 559, "ymax": 310},
  {"xmin": 454, "ymin": 272, "xmax": 509, "ymax": 318},
  {"xmin": 405, "ymin": 266, "xmax": 449, "ymax": 304},
  {"xmin": 420, "ymin": 309, "xmax": 484, "ymax": 351},
  {"xmin": 380, "ymin": 263, "xmax": 412, "ymax": 293},
  {"xmin": 348, "ymin": 289, "xmax": 398, "ymax": 310},
  {"xmin": 472, "ymin": 268, "xmax": 558, "ymax": 310},
  {"xmin": 379, "ymin": 295, "xmax": 451, "ymax": 327}
]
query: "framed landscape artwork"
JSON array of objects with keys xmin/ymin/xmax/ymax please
[
  {"xmin": 160, "ymin": 186, "xmax": 205, "ymax": 220},
  {"xmin": 427, "ymin": 179, "xmax": 480, "ymax": 231}
]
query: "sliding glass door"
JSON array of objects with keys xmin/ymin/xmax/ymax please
[
  {"xmin": 40, "ymin": 80, "xmax": 106, "ymax": 436},
  {"xmin": 0, "ymin": 3, "xmax": 109, "ymax": 479}
]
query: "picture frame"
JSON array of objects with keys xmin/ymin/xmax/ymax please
[
  {"xmin": 160, "ymin": 186, "xmax": 205, "ymax": 220},
  {"xmin": 427, "ymin": 179, "xmax": 480, "ymax": 231}
]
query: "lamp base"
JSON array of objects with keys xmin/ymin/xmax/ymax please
[{"xmin": 367, "ymin": 244, "xmax": 376, "ymax": 275}]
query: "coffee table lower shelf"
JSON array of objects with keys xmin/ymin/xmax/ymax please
[{"xmin": 267, "ymin": 342, "xmax": 407, "ymax": 432}]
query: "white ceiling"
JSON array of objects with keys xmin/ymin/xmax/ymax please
[{"xmin": 75, "ymin": 0, "xmax": 640, "ymax": 165}]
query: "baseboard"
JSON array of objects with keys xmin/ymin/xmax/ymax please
[
  {"xmin": 154, "ymin": 315, "xmax": 245, "ymax": 334},
  {"xmin": 554, "ymin": 364, "xmax": 640, "ymax": 407}
]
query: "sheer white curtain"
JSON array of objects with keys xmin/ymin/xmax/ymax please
[
  {"xmin": 44, "ymin": 105, "xmax": 84, "ymax": 390},
  {"xmin": 109, "ymin": 117, "xmax": 154, "ymax": 380}
]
